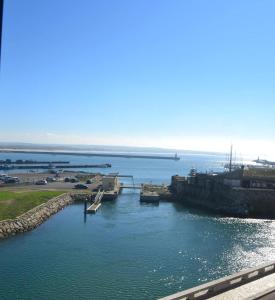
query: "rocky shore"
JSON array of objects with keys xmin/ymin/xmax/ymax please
[{"xmin": 0, "ymin": 193, "xmax": 74, "ymax": 240}]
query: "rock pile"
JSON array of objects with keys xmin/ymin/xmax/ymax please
[{"xmin": 0, "ymin": 193, "xmax": 73, "ymax": 240}]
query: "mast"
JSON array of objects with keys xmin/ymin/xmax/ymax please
[{"xmin": 229, "ymin": 144, "xmax": 233, "ymax": 172}]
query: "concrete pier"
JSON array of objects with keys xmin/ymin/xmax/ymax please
[
  {"xmin": 139, "ymin": 184, "xmax": 171, "ymax": 202},
  {"xmin": 86, "ymin": 202, "xmax": 101, "ymax": 213},
  {"xmin": 140, "ymin": 191, "xmax": 160, "ymax": 203}
]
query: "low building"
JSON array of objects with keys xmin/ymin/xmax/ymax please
[{"xmin": 102, "ymin": 176, "xmax": 119, "ymax": 191}]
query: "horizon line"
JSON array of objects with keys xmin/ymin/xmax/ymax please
[{"xmin": 0, "ymin": 141, "xmax": 227, "ymax": 156}]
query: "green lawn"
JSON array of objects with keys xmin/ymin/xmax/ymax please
[{"xmin": 0, "ymin": 190, "xmax": 65, "ymax": 221}]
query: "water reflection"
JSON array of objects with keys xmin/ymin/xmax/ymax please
[{"xmin": 83, "ymin": 201, "xmax": 87, "ymax": 223}]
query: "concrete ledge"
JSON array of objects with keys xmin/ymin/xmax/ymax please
[
  {"xmin": 210, "ymin": 273, "xmax": 275, "ymax": 300},
  {"xmin": 245, "ymin": 286, "xmax": 275, "ymax": 300},
  {"xmin": 159, "ymin": 261, "xmax": 275, "ymax": 300}
]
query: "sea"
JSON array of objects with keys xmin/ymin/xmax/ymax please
[{"xmin": 0, "ymin": 151, "xmax": 275, "ymax": 300}]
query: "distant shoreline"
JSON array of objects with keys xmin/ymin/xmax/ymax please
[
  {"xmin": 0, "ymin": 149, "xmax": 180, "ymax": 160},
  {"xmin": 0, "ymin": 142, "xmax": 227, "ymax": 156}
]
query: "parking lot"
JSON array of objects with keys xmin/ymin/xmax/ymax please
[{"xmin": 0, "ymin": 172, "xmax": 102, "ymax": 192}]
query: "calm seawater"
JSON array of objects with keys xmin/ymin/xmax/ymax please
[{"xmin": 1, "ymin": 152, "xmax": 275, "ymax": 300}]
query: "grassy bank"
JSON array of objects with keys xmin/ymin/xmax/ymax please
[{"xmin": 0, "ymin": 190, "xmax": 65, "ymax": 221}]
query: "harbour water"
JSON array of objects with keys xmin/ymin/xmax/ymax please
[{"xmin": 1, "ymin": 152, "xmax": 275, "ymax": 300}]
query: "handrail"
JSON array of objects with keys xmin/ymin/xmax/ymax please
[
  {"xmin": 159, "ymin": 261, "xmax": 275, "ymax": 300},
  {"xmin": 94, "ymin": 190, "xmax": 104, "ymax": 203}
]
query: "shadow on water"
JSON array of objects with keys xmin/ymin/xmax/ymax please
[
  {"xmin": 172, "ymin": 201, "xmax": 224, "ymax": 218},
  {"xmin": 140, "ymin": 202, "xmax": 159, "ymax": 207},
  {"xmin": 83, "ymin": 201, "xmax": 87, "ymax": 223}
]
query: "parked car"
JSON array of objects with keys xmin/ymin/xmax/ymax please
[
  {"xmin": 46, "ymin": 177, "xmax": 56, "ymax": 182},
  {"xmin": 49, "ymin": 170, "xmax": 59, "ymax": 174},
  {"xmin": 70, "ymin": 178, "xmax": 79, "ymax": 183},
  {"xmin": 74, "ymin": 184, "xmax": 88, "ymax": 189},
  {"xmin": 4, "ymin": 177, "xmax": 20, "ymax": 184},
  {"xmin": 86, "ymin": 179, "xmax": 93, "ymax": 184},
  {"xmin": 64, "ymin": 177, "xmax": 71, "ymax": 182},
  {"xmin": 35, "ymin": 180, "xmax": 47, "ymax": 185}
]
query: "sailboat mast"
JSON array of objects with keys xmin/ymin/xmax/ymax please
[{"xmin": 229, "ymin": 144, "xmax": 233, "ymax": 172}]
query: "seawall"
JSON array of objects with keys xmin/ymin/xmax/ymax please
[
  {"xmin": 0, "ymin": 193, "xmax": 74, "ymax": 240},
  {"xmin": 175, "ymin": 183, "xmax": 275, "ymax": 218},
  {"xmin": 0, "ymin": 149, "xmax": 180, "ymax": 160}
]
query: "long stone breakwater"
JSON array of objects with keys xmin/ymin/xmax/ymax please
[
  {"xmin": 0, "ymin": 193, "xmax": 75, "ymax": 240},
  {"xmin": 0, "ymin": 149, "xmax": 180, "ymax": 160},
  {"xmin": 0, "ymin": 163, "xmax": 112, "ymax": 170}
]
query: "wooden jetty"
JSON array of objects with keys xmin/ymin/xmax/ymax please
[{"xmin": 86, "ymin": 190, "xmax": 104, "ymax": 213}]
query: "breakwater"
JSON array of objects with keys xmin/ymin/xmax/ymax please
[
  {"xmin": 0, "ymin": 193, "xmax": 74, "ymax": 240},
  {"xmin": 0, "ymin": 149, "xmax": 180, "ymax": 160},
  {"xmin": 0, "ymin": 160, "xmax": 70, "ymax": 164},
  {"xmin": 0, "ymin": 163, "xmax": 111, "ymax": 170}
]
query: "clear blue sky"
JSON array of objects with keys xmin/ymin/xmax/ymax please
[{"xmin": 1, "ymin": 0, "xmax": 275, "ymax": 155}]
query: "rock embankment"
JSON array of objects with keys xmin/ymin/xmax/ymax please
[{"xmin": 0, "ymin": 193, "xmax": 73, "ymax": 240}]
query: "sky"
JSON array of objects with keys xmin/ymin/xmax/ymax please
[{"xmin": 1, "ymin": 0, "xmax": 275, "ymax": 157}]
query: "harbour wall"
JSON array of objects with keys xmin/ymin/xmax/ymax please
[
  {"xmin": 0, "ymin": 193, "xmax": 75, "ymax": 240},
  {"xmin": 174, "ymin": 182, "xmax": 275, "ymax": 218},
  {"xmin": 0, "ymin": 149, "xmax": 179, "ymax": 160}
]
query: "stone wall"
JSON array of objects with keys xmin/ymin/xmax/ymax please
[
  {"xmin": 71, "ymin": 193, "xmax": 90, "ymax": 202},
  {"xmin": 175, "ymin": 182, "xmax": 275, "ymax": 218},
  {"xmin": 0, "ymin": 193, "xmax": 73, "ymax": 240},
  {"xmin": 238, "ymin": 188, "xmax": 275, "ymax": 218}
]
